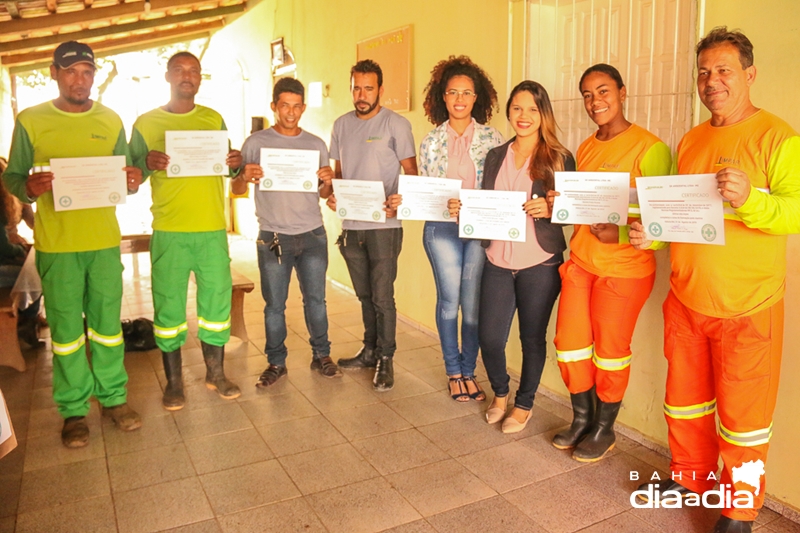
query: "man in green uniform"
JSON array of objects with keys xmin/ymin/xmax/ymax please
[
  {"xmin": 130, "ymin": 51, "xmax": 241, "ymax": 410},
  {"xmin": 2, "ymin": 41, "xmax": 143, "ymax": 447}
]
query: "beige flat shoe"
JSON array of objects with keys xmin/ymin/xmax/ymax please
[
  {"xmin": 485, "ymin": 395, "xmax": 508, "ymax": 424},
  {"xmin": 501, "ymin": 407, "xmax": 532, "ymax": 434}
]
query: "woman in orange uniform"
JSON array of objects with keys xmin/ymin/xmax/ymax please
[{"xmin": 551, "ymin": 64, "xmax": 671, "ymax": 461}]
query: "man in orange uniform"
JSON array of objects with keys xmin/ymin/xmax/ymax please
[{"xmin": 631, "ymin": 27, "xmax": 800, "ymax": 533}]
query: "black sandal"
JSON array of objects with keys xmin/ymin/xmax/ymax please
[
  {"xmin": 448, "ymin": 376, "xmax": 470, "ymax": 402},
  {"xmin": 463, "ymin": 376, "xmax": 487, "ymax": 401}
]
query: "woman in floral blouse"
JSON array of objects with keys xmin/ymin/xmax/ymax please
[{"xmin": 416, "ymin": 56, "xmax": 504, "ymax": 401}]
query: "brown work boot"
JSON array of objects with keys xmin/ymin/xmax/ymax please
[
  {"xmin": 61, "ymin": 416, "xmax": 90, "ymax": 448},
  {"xmin": 102, "ymin": 403, "xmax": 142, "ymax": 431}
]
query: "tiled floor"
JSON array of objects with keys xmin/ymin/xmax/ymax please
[{"xmin": 1, "ymin": 237, "xmax": 797, "ymax": 533}]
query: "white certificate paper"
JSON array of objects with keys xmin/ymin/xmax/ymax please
[
  {"xmin": 459, "ymin": 189, "xmax": 527, "ymax": 242},
  {"xmin": 552, "ymin": 171, "xmax": 630, "ymax": 225},
  {"xmin": 636, "ymin": 174, "xmax": 725, "ymax": 245},
  {"xmin": 397, "ymin": 175, "xmax": 461, "ymax": 222},
  {"xmin": 333, "ymin": 180, "xmax": 387, "ymax": 223},
  {"xmin": 259, "ymin": 148, "xmax": 319, "ymax": 192},
  {"xmin": 50, "ymin": 156, "xmax": 127, "ymax": 212},
  {"xmin": 165, "ymin": 130, "xmax": 228, "ymax": 177}
]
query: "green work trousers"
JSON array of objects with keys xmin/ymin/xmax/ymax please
[
  {"xmin": 151, "ymin": 230, "xmax": 232, "ymax": 352},
  {"xmin": 36, "ymin": 248, "xmax": 127, "ymax": 419}
]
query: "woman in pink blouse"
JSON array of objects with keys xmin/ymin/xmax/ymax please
[{"xmin": 451, "ymin": 80, "xmax": 574, "ymax": 433}]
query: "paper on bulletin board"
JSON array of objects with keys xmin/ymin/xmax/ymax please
[
  {"xmin": 0, "ymin": 389, "xmax": 18, "ymax": 459},
  {"xmin": 356, "ymin": 26, "xmax": 412, "ymax": 112}
]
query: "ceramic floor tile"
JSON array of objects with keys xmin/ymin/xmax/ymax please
[
  {"xmin": 300, "ymin": 380, "xmax": 380, "ymax": 413},
  {"xmin": 417, "ymin": 414, "xmax": 515, "ymax": 457},
  {"xmin": 278, "ymin": 442, "xmax": 379, "ymax": 494},
  {"xmin": 184, "ymin": 428, "xmax": 273, "ymax": 474},
  {"xmin": 108, "ymin": 443, "xmax": 196, "ymax": 492},
  {"xmin": 0, "ymin": 475, "xmax": 21, "ymax": 519},
  {"xmin": 0, "ymin": 517, "xmax": 14, "ymax": 533},
  {"xmin": 576, "ymin": 511, "xmax": 661, "ymax": 532},
  {"xmin": 256, "ymin": 414, "xmax": 347, "ymax": 457},
  {"xmin": 103, "ymin": 412, "xmax": 183, "ymax": 456},
  {"xmin": 378, "ymin": 521, "xmax": 437, "ymax": 533},
  {"xmin": 426, "ymin": 495, "xmax": 547, "ymax": 533},
  {"xmin": 352, "ymin": 428, "xmax": 449, "ymax": 476},
  {"xmin": 160, "ymin": 521, "xmax": 222, "ymax": 533},
  {"xmin": 238, "ymin": 390, "xmax": 319, "ymax": 427},
  {"xmin": 199, "ymin": 459, "xmax": 299, "ymax": 515},
  {"xmin": 324, "ymin": 401, "xmax": 412, "ymax": 440},
  {"xmin": 387, "ymin": 392, "xmax": 480, "ymax": 428},
  {"xmin": 172, "ymin": 403, "xmax": 253, "ymax": 440},
  {"xmin": 458, "ymin": 441, "xmax": 564, "ymax": 493},
  {"xmin": 23, "ymin": 409, "xmax": 105, "ymax": 472},
  {"xmin": 306, "ymin": 477, "xmax": 421, "ymax": 533},
  {"xmin": 17, "ymin": 457, "xmax": 110, "ymax": 514},
  {"xmin": 766, "ymin": 518, "xmax": 800, "ymax": 532},
  {"xmin": 114, "ymin": 477, "xmax": 213, "ymax": 533},
  {"xmin": 14, "ymin": 495, "xmax": 117, "ymax": 533},
  {"xmin": 386, "ymin": 459, "xmax": 496, "ymax": 517},
  {"xmin": 393, "ymin": 346, "xmax": 442, "ymax": 372},
  {"xmin": 217, "ymin": 498, "xmax": 327, "ymax": 533}
]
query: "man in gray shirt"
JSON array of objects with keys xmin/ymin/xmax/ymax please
[
  {"xmin": 327, "ymin": 60, "xmax": 417, "ymax": 391},
  {"xmin": 233, "ymin": 78, "xmax": 339, "ymax": 386}
]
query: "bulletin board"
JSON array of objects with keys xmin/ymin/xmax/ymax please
[{"xmin": 356, "ymin": 25, "xmax": 412, "ymax": 112}]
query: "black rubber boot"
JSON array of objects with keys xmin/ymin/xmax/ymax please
[
  {"xmin": 552, "ymin": 387, "xmax": 596, "ymax": 449},
  {"xmin": 711, "ymin": 516, "xmax": 753, "ymax": 533},
  {"xmin": 572, "ymin": 399, "xmax": 621, "ymax": 462},
  {"xmin": 201, "ymin": 342, "xmax": 241, "ymax": 400},
  {"xmin": 373, "ymin": 355, "xmax": 394, "ymax": 391},
  {"xmin": 338, "ymin": 346, "xmax": 378, "ymax": 369},
  {"xmin": 161, "ymin": 349, "xmax": 185, "ymax": 411}
]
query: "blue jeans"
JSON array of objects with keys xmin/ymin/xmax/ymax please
[
  {"xmin": 256, "ymin": 226, "xmax": 331, "ymax": 367},
  {"xmin": 423, "ymin": 221, "xmax": 485, "ymax": 376},
  {"xmin": 479, "ymin": 256, "xmax": 563, "ymax": 410}
]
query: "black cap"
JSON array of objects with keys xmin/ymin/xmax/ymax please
[{"xmin": 53, "ymin": 41, "xmax": 95, "ymax": 68}]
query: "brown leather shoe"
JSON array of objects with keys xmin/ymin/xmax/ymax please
[
  {"xmin": 102, "ymin": 403, "xmax": 142, "ymax": 431},
  {"xmin": 310, "ymin": 356, "xmax": 342, "ymax": 378},
  {"xmin": 61, "ymin": 416, "xmax": 90, "ymax": 448}
]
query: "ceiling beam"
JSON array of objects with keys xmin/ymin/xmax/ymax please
[
  {"xmin": 4, "ymin": 1, "xmax": 20, "ymax": 18},
  {"xmin": 0, "ymin": 0, "xmax": 238, "ymax": 36},
  {"xmin": 0, "ymin": 3, "xmax": 244, "ymax": 54},
  {"xmin": 2, "ymin": 19, "xmax": 223, "ymax": 68}
]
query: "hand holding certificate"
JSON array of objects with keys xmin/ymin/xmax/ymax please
[
  {"xmin": 635, "ymin": 174, "xmax": 725, "ymax": 245},
  {"xmin": 551, "ymin": 171, "xmax": 630, "ymax": 224},
  {"xmin": 165, "ymin": 130, "xmax": 228, "ymax": 177},
  {"xmin": 397, "ymin": 175, "xmax": 461, "ymax": 222},
  {"xmin": 259, "ymin": 148, "xmax": 319, "ymax": 192},
  {"xmin": 458, "ymin": 189, "xmax": 527, "ymax": 242},
  {"xmin": 50, "ymin": 156, "xmax": 127, "ymax": 212},
  {"xmin": 333, "ymin": 180, "xmax": 387, "ymax": 223}
]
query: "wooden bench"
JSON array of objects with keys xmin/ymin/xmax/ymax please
[
  {"xmin": 121, "ymin": 234, "xmax": 255, "ymax": 342},
  {"xmin": 0, "ymin": 287, "xmax": 25, "ymax": 372}
]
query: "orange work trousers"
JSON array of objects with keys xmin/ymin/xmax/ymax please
[
  {"xmin": 554, "ymin": 259, "xmax": 655, "ymax": 402},
  {"xmin": 662, "ymin": 290, "xmax": 783, "ymax": 522}
]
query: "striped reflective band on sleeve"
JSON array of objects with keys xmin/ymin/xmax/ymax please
[
  {"xmin": 154, "ymin": 322, "xmax": 189, "ymax": 339},
  {"xmin": 87, "ymin": 328, "xmax": 123, "ymax": 347},
  {"xmin": 723, "ymin": 187, "xmax": 770, "ymax": 222},
  {"xmin": 719, "ymin": 421, "xmax": 773, "ymax": 447},
  {"xmin": 663, "ymin": 399, "xmax": 716, "ymax": 420},
  {"xmin": 198, "ymin": 316, "xmax": 231, "ymax": 332},
  {"xmin": 556, "ymin": 345, "xmax": 593, "ymax": 364},
  {"xmin": 592, "ymin": 352, "xmax": 632, "ymax": 371},
  {"xmin": 52, "ymin": 334, "xmax": 86, "ymax": 356},
  {"xmin": 628, "ymin": 188, "xmax": 641, "ymax": 217}
]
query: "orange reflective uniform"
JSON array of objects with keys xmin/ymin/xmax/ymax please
[
  {"xmin": 555, "ymin": 124, "xmax": 670, "ymax": 402},
  {"xmin": 665, "ymin": 110, "xmax": 800, "ymax": 521}
]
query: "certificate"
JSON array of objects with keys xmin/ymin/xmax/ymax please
[
  {"xmin": 552, "ymin": 171, "xmax": 630, "ymax": 224},
  {"xmin": 259, "ymin": 148, "xmax": 319, "ymax": 192},
  {"xmin": 165, "ymin": 130, "xmax": 228, "ymax": 177},
  {"xmin": 50, "ymin": 156, "xmax": 127, "ymax": 212},
  {"xmin": 458, "ymin": 189, "xmax": 527, "ymax": 242},
  {"xmin": 635, "ymin": 174, "xmax": 725, "ymax": 245},
  {"xmin": 333, "ymin": 180, "xmax": 387, "ymax": 223},
  {"xmin": 397, "ymin": 175, "xmax": 461, "ymax": 222}
]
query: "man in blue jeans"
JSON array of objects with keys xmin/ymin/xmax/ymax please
[
  {"xmin": 233, "ymin": 78, "xmax": 339, "ymax": 385},
  {"xmin": 326, "ymin": 60, "xmax": 417, "ymax": 391}
]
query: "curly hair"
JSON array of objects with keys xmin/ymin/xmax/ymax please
[{"xmin": 422, "ymin": 56, "xmax": 498, "ymax": 126}]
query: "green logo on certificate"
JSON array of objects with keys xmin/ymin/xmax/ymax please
[
  {"xmin": 372, "ymin": 211, "xmax": 381, "ymax": 220},
  {"xmin": 509, "ymin": 228, "xmax": 520, "ymax": 239},
  {"xmin": 338, "ymin": 208, "xmax": 347, "ymax": 217},
  {"xmin": 557, "ymin": 209, "xmax": 568, "ymax": 221},
  {"xmin": 649, "ymin": 222, "xmax": 663, "ymax": 237},
  {"xmin": 401, "ymin": 207, "xmax": 411, "ymax": 217},
  {"xmin": 263, "ymin": 179, "xmax": 273, "ymax": 189},
  {"xmin": 702, "ymin": 224, "xmax": 717, "ymax": 242},
  {"xmin": 303, "ymin": 181, "xmax": 313, "ymax": 190},
  {"xmin": 59, "ymin": 196, "xmax": 72, "ymax": 207},
  {"xmin": 213, "ymin": 163, "xmax": 224, "ymax": 174},
  {"xmin": 109, "ymin": 192, "xmax": 121, "ymax": 203},
  {"xmin": 170, "ymin": 164, "xmax": 180, "ymax": 175},
  {"xmin": 463, "ymin": 224, "xmax": 474, "ymax": 235},
  {"xmin": 443, "ymin": 210, "xmax": 451, "ymax": 219},
  {"xmin": 608, "ymin": 212, "xmax": 621, "ymax": 224}
]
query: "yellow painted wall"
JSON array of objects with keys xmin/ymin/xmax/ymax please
[
  {"xmin": 0, "ymin": 67, "xmax": 14, "ymax": 157},
  {"xmin": 208, "ymin": 0, "xmax": 800, "ymax": 512}
]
